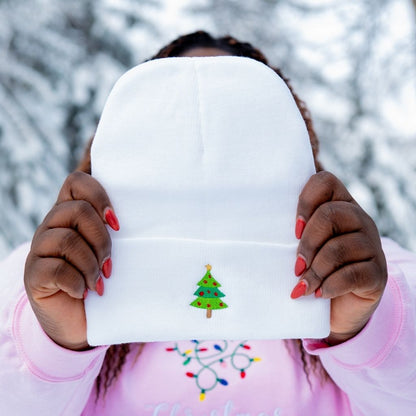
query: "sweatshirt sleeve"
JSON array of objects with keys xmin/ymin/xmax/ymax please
[
  {"xmin": 303, "ymin": 238, "xmax": 416, "ymax": 415},
  {"xmin": 0, "ymin": 244, "xmax": 108, "ymax": 416}
]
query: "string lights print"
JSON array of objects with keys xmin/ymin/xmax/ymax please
[
  {"xmin": 190, "ymin": 264, "xmax": 228, "ymax": 318},
  {"xmin": 166, "ymin": 340, "xmax": 261, "ymax": 401}
]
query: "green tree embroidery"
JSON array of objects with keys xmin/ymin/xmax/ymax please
[{"xmin": 190, "ymin": 264, "xmax": 228, "ymax": 318}]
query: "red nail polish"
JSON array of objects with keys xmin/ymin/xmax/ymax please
[
  {"xmin": 83, "ymin": 289, "xmax": 88, "ymax": 300},
  {"xmin": 102, "ymin": 258, "xmax": 112, "ymax": 279},
  {"xmin": 295, "ymin": 218, "xmax": 306, "ymax": 239},
  {"xmin": 295, "ymin": 256, "xmax": 307, "ymax": 276},
  {"xmin": 315, "ymin": 288, "xmax": 323, "ymax": 298},
  {"xmin": 105, "ymin": 208, "xmax": 120, "ymax": 231},
  {"xmin": 96, "ymin": 277, "xmax": 104, "ymax": 296},
  {"xmin": 291, "ymin": 280, "xmax": 308, "ymax": 299}
]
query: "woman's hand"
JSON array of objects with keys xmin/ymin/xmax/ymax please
[
  {"xmin": 24, "ymin": 171, "xmax": 119, "ymax": 351},
  {"xmin": 292, "ymin": 171, "xmax": 387, "ymax": 345}
]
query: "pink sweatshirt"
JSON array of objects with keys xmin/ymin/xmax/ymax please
[{"xmin": 0, "ymin": 237, "xmax": 415, "ymax": 415}]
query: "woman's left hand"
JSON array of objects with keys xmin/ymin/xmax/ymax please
[{"xmin": 293, "ymin": 171, "xmax": 388, "ymax": 345}]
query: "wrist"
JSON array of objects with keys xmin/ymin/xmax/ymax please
[
  {"xmin": 31, "ymin": 309, "xmax": 90, "ymax": 351},
  {"xmin": 324, "ymin": 333, "xmax": 353, "ymax": 346},
  {"xmin": 40, "ymin": 324, "xmax": 91, "ymax": 351},
  {"xmin": 325, "ymin": 324, "xmax": 367, "ymax": 346},
  {"xmin": 50, "ymin": 337, "xmax": 91, "ymax": 352}
]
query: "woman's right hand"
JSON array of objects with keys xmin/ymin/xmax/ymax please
[{"xmin": 24, "ymin": 171, "xmax": 119, "ymax": 351}]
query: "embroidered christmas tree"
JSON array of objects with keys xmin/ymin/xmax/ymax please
[{"xmin": 190, "ymin": 264, "xmax": 228, "ymax": 318}]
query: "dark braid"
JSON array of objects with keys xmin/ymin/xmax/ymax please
[
  {"xmin": 95, "ymin": 343, "xmax": 131, "ymax": 400},
  {"xmin": 95, "ymin": 30, "xmax": 327, "ymax": 400}
]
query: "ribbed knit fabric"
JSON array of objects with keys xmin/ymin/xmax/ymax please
[{"xmin": 87, "ymin": 56, "xmax": 329, "ymax": 345}]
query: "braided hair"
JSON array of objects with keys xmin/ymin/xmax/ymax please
[{"xmin": 95, "ymin": 30, "xmax": 326, "ymax": 400}]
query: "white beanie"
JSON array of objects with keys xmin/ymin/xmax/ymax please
[{"xmin": 86, "ymin": 56, "xmax": 330, "ymax": 345}]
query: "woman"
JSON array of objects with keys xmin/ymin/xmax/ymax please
[{"xmin": 1, "ymin": 31, "xmax": 415, "ymax": 415}]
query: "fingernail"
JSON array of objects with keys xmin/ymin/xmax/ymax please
[
  {"xmin": 291, "ymin": 280, "xmax": 308, "ymax": 299},
  {"xmin": 295, "ymin": 218, "xmax": 306, "ymax": 239},
  {"xmin": 315, "ymin": 288, "xmax": 323, "ymax": 298},
  {"xmin": 105, "ymin": 208, "xmax": 120, "ymax": 231},
  {"xmin": 295, "ymin": 256, "xmax": 307, "ymax": 276},
  {"xmin": 96, "ymin": 277, "xmax": 104, "ymax": 296},
  {"xmin": 83, "ymin": 289, "xmax": 88, "ymax": 300},
  {"xmin": 102, "ymin": 258, "xmax": 112, "ymax": 279}
]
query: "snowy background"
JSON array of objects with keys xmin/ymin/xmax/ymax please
[{"xmin": 0, "ymin": 0, "xmax": 415, "ymax": 259}]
